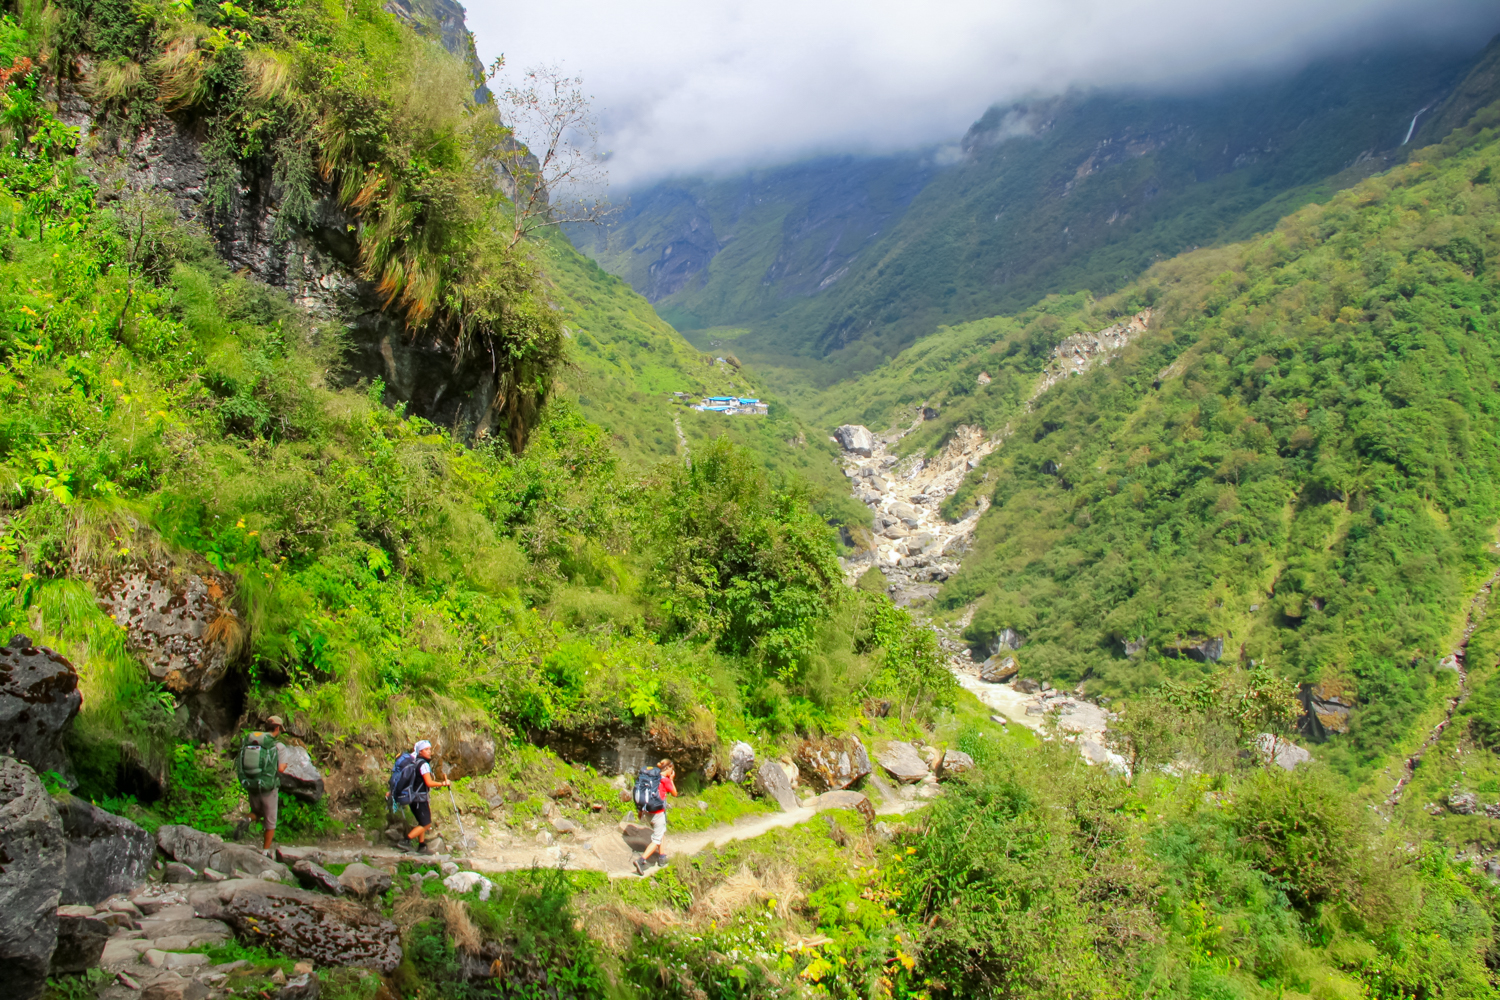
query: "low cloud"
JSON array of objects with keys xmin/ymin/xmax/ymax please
[{"xmin": 465, "ymin": 0, "xmax": 1498, "ymax": 190}]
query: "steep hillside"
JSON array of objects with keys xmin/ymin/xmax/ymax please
[
  {"xmin": 829, "ymin": 96, "xmax": 1500, "ymax": 789},
  {"xmin": 584, "ymin": 40, "xmax": 1488, "ymax": 379}
]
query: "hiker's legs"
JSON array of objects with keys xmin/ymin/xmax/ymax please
[
  {"xmin": 249, "ymin": 789, "xmax": 278, "ymax": 852},
  {"xmin": 407, "ymin": 800, "xmax": 432, "ymax": 846},
  {"xmin": 642, "ymin": 810, "xmax": 666, "ymax": 861}
]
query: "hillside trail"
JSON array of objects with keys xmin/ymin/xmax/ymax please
[
  {"xmin": 1384, "ymin": 566, "xmax": 1500, "ymax": 810},
  {"xmin": 457, "ymin": 785, "xmax": 925, "ymax": 880}
]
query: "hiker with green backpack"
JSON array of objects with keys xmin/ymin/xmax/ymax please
[{"xmin": 236, "ymin": 716, "xmax": 289, "ymax": 855}]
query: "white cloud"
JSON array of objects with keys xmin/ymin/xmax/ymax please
[{"xmin": 462, "ymin": 0, "xmax": 1497, "ymax": 189}]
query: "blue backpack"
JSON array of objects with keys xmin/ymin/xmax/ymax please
[
  {"xmin": 633, "ymin": 766, "xmax": 664, "ymax": 813},
  {"xmin": 388, "ymin": 752, "xmax": 423, "ymax": 808}
]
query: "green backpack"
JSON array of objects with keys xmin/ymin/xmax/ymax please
[{"xmin": 235, "ymin": 732, "xmax": 280, "ymax": 792}]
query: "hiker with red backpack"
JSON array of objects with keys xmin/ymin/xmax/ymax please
[
  {"xmin": 388, "ymin": 740, "xmax": 451, "ymax": 854},
  {"xmin": 632, "ymin": 758, "xmax": 677, "ymax": 875},
  {"xmin": 235, "ymin": 716, "xmax": 290, "ymax": 855}
]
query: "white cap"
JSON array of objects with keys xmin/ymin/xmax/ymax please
[{"xmin": 414, "ymin": 740, "xmax": 431, "ymax": 753}]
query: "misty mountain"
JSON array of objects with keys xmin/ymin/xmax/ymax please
[{"xmin": 575, "ymin": 38, "xmax": 1495, "ymax": 377}]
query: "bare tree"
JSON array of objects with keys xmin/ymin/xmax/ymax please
[{"xmin": 490, "ymin": 62, "xmax": 610, "ymax": 248}]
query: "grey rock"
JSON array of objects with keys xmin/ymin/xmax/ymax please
[
  {"xmin": 991, "ymin": 628, "xmax": 1024, "ymax": 653},
  {"xmin": 217, "ymin": 881, "xmax": 402, "ymax": 971},
  {"xmin": 728, "ymin": 741, "xmax": 756, "ymax": 784},
  {"xmin": 275, "ymin": 846, "xmax": 323, "ymax": 865},
  {"xmin": 875, "ymin": 742, "xmax": 928, "ymax": 784},
  {"xmin": 833, "ymin": 425, "xmax": 876, "ymax": 456},
  {"xmin": 1253, "ymin": 734, "xmax": 1312, "ymax": 771},
  {"xmin": 439, "ymin": 729, "xmax": 495, "ymax": 779},
  {"xmin": 0, "ymin": 634, "xmax": 81, "ymax": 776},
  {"xmin": 935, "ymin": 750, "xmax": 975, "ymax": 776},
  {"xmin": 1014, "ymin": 677, "xmax": 1041, "ymax": 694},
  {"xmin": 549, "ymin": 817, "xmax": 580, "ymax": 835},
  {"xmin": 811, "ymin": 790, "xmax": 871, "ymax": 813},
  {"xmin": 55, "ymin": 795, "xmax": 155, "ymax": 906},
  {"xmin": 165, "ymin": 862, "xmax": 197, "ymax": 884},
  {"xmin": 620, "ymin": 823, "xmax": 652, "ymax": 853},
  {"xmin": 278, "ymin": 745, "xmax": 325, "ymax": 804},
  {"xmin": 156, "ymin": 825, "xmax": 289, "ymax": 882},
  {"xmin": 0, "ymin": 756, "xmax": 66, "ymax": 1000},
  {"xmin": 1295, "ymin": 682, "xmax": 1354, "ymax": 743},
  {"xmin": 794, "ymin": 735, "xmax": 871, "ymax": 792},
  {"xmin": 141, "ymin": 971, "xmax": 209, "ymax": 1000},
  {"xmin": 1450, "ymin": 791, "xmax": 1481, "ymax": 816},
  {"xmin": 50, "ymin": 911, "xmax": 109, "ymax": 974},
  {"xmin": 279, "ymin": 972, "xmax": 321, "ymax": 1000},
  {"xmin": 1123, "ymin": 636, "xmax": 1149, "ymax": 657},
  {"xmin": 753, "ymin": 759, "xmax": 799, "ymax": 812},
  {"xmin": 336, "ymin": 863, "xmax": 391, "ymax": 898},
  {"xmin": 978, "ymin": 655, "xmax": 1018, "ymax": 683},
  {"xmin": 1165, "ymin": 635, "xmax": 1224, "ymax": 662},
  {"xmin": 91, "ymin": 570, "xmax": 237, "ymax": 696},
  {"xmin": 291, "ymin": 860, "xmax": 344, "ymax": 896}
]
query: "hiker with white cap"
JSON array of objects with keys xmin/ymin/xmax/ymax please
[
  {"xmin": 235, "ymin": 716, "xmax": 289, "ymax": 855},
  {"xmin": 388, "ymin": 739, "xmax": 451, "ymax": 854}
]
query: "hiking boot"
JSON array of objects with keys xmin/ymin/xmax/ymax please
[
  {"xmin": 415, "ymin": 842, "xmax": 434, "ymax": 855},
  {"xmin": 652, "ymin": 853, "xmax": 669, "ymax": 867},
  {"xmin": 632, "ymin": 856, "xmax": 646, "ymax": 876}
]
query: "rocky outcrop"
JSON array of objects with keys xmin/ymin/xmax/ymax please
[
  {"xmin": 212, "ymin": 880, "xmax": 402, "ymax": 971},
  {"xmin": 794, "ymin": 736, "xmax": 871, "ymax": 792},
  {"xmin": 156, "ymin": 825, "xmax": 290, "ymax": 881},
  {"xmin": 279, "ymin": 745, "xmax": 326, "ymax": 804},
  {"xmin": 935, "ymin": 749, "xmax": 975, "ymax": 776},
  {"xmin": 292, "ymin": 860, "xmax": 345, "ymax": 896},
  {"xmin": 1164, "ymin": 635, "xmax": 1224, "ymax": 662},
  {"xmin": 833, "ymin": 425, "xmax": 876, "ymax": 456},
  {"xmin": 439, "ymin": 728, "xmax": 495, "ymax": 779},
  {"xmin": 754, "ymin": 759, "xmax": 799, "ymax": 811},
  {"xmin": 1253, "ymin": 734, "xmax": 1311, "ymax": 771},
  {"xmin": 1296, "ymin": 682, "xmax": 1353, "ymax": 742},
  {"xmin": 0, "ymin": 756, "xmax": 66, "ymax": 1000},
  {"xmin": 978, "ymin": 654, "xmax": 1018, "ymax": 683},
  {"xmin": 0, "ymin": 634, "xmax": 82, "ymax": 775},
  {"xmin": 876, "ymin": 741, "xmax": 929, "ymax": 783},
  {"xmin": 55, "ymin": 795, "xmax": 155, "ymax": 905}
]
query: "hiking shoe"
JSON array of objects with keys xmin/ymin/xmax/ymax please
[
  {"xmin": 415, "ymin": 842, "xmax": 434, "ymax": 855},
  {"xmin": 653, "ymin": 854, "xmax": 669, "ymax": 867},
  {"xmin": 632, "ymin": 857, "xmax": 646, "ymax": 876}
]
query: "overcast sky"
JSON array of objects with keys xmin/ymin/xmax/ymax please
[{"xmin": 464, "ymin": 0, "xmax": 1498, "ymax": 191}]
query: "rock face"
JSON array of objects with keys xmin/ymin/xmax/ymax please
[
  {"xmin": 336, "ymin": 863, "xmax": 391, "ymax": 898},
  {"xmin": 754, "ymin": 759, "xmax": 799, "ymax": 812},
  {"xmin": 876, "ymin": 741, "xmax": 929, "ymax": 783},
  {"xmin": 794, "ymin": 736, "xmax": 871, "ymax": 792},
  {"xmin": 55, "ymin": 795, "xmax": 155, "ymax": 905},
  {"xmin": 833, "ymin": 425, "xmax": 876, "ymax": 456},
  {"xmin": 0, "ymin": 756, "xmax": 66, "ymax": 1000},
  {"xmin": 439, "ymin": 728, "xmax": 495, "ymax": 779},
  {"xmin": 991, "ymin": 629, "xmax": 1024, "ymax": 653},
  {"xmin": 215, "ymin": 881, "xmax": 402, "ymax": 972},
  {"xmin": 936, "ymin": 749, "xmax": 975, "ymax": 776},
  {"xmin": 728, "ymin": 741, "xmax": 755, "ymax": 784},
  {"xmin": 1164, "ymin": 635, "xmax": 1224, "ymax": 662},
  {"xmin": 278, "ymin": 745, "xmax": 326, "ymax": 804},
  {"xmin": 51, "ymin": 911, "xmax": 109, "ymax": 974},
  {"xmin": 1296, "ymin": 682, "xmax": 1354, "ymax": 742},
  {"xmin": 156, "ymin": 825, "xmax": 290, "ymax": 881},
  {"xmin": 93, "ymin": 568, "xmax": 238, "ymax": 696},
  {"xmin": 0, "ymin": 634, "xmax": 82, "ymax": 775}
]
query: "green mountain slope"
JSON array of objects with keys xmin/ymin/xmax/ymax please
[
  {"xmin": 584, "ymin": 42, "xmax": 1488, "ymax": 380},
  {"xmin": 834, "ymin": 97, "xmax": 1500, "ymax": 784}
]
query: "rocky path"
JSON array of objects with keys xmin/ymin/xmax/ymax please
[{"xmin": 1384, "ymin": 567, "xmax": 1500, "ymax": 809}]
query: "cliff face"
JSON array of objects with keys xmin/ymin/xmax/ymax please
[{"xmin": 57, "ymin": 0, "xmax": 512, "ymax": 440}]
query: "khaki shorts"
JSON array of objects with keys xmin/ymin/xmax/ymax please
[
  {"xmin": 248, "ymin": 788, "xmax": 279, "ymax": 830},
  {"xmin": 650, "ymin": 811, "xmax": 666, "ymax": 844}
]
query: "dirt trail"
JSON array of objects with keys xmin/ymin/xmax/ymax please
[
  {"xmin": 458, "ymin": 793, "xmax": 924, "ymax": 879},
  {"xmin": 1384, "ymin": 567, "xmax": 1500, "ymax": 809}
]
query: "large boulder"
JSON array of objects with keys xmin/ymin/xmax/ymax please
[
  {"xmin": 292, "ymin": 860, "xmax": 344, "ymax": 896},
  {"xmin": 935, "ymin": 749, "xmax": 975, "ymax": 777},
  {"xmin": 833, "ymin": 425, "xmax": 876, "ymax": 457},
  {"xmin": 0, "ymin": 634, "xmax": 82, "ymax": 775},
  {"xmin": 211, "ymin": 880, "xmax": 401, "ymax": 972},
  {"xmin": 794, "ymin": 736, "xmax": 871, "ymax": 792},
  {"xmin": 875, "ymin": 741, "xmax": 929, "ymax": 784},
  {"xmin": 55, "ymin": 795, "xmax": 155, "ymax": 905},
  {"xmin": 51, "ymin": 910, "xmax": 109, "ymax": 974},
  {"xmin": 278, "ymin": 745, "xmax": 326, "ymax": 804},
  {"xmin": 978, "ymin": 654, "xmax": 1018, "ymax": 683},
  {"xmin": 93, "ymin": 566, "xmax": 239, "ymax": 694},
  {"xmin": 156, "ymin": 825, "xmax": 289, "ymax": 880},
  {"xmin": 753, "ymin": 759, "xmax": 798, "ymax": 812},
  {"xmin": 0, "ymin": 756, "xmax": 66, "ymax": 1000},
  {"xmin": 1164, "ymin": 635, "xmax": 1224, "ymax": 662},
  {"xmin": 727, "ymin": 741, "xmax": 755, "ymax": 784},
  {"xmin": 1253, "ymin": 734, "xmax": 1311, "ymax": 771}
]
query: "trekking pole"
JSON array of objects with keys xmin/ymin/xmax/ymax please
[{"xmin": 442, "ymin": 767, "xmax": 471, "ymax": 851}]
